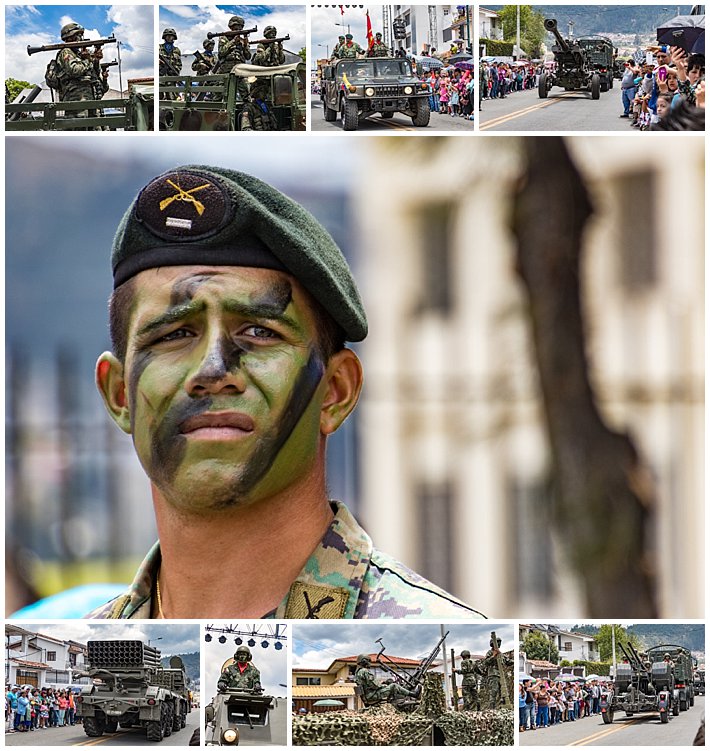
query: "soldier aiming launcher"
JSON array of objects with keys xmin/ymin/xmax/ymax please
[
  {"xmin": 252, "ymin": 34, "xmax": 290, "ymax": 46},
  {"xmin": 27, "ymin": 34, "xmax": 116, "ymax": 56},
  {"xmin": 207, "ymin": 26, "xmax": 257, "ymax": 39},
  {"xmin": 374, "ymin": 631, "xmax": 449, "ymax": 693}
]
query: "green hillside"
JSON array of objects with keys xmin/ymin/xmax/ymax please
[{"xmin": 162, "ymin": 652, "xmax": 200, "ymax": 686}]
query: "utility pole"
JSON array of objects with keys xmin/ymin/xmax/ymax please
[
  {"xmin": 611, "ymin": 626, "xmax": 617, "ymax": 678},
  {"xmin": 516, "ymin": 5, "xmax": 521, "ymax": 58}
]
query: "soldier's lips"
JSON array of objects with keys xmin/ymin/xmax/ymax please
[{"xmin": 179, "ymin": 411, "xmax": 255, "ymax": 440}]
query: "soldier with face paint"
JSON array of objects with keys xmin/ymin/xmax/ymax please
[
  {"xmin": 218, "ymin": 647, "xmax": 262, "ymax": 692},
  {"xmin": 34, "ymin": 166, "xmax": 484, "ymax": 621}
]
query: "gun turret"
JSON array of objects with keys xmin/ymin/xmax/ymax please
[
  {"xmin": 27, "ymin": 35, "xmax": 116, "ymax": 56},
  {"xmin": 544, "ymin": 19, "xmax": 570, "ymax": 53},
  {"xmin": 207, "ymin": 26, "xmax": 258, "ymax": 40}
]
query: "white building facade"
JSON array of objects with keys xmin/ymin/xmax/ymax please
[{"xmin": 389, "ymin": 5, "xmax": 472, "ymax": 55}]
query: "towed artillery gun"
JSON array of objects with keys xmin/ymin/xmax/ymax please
[
  {"xmin": 75, "ymin": 640, "xmax": 191, "ymax": 742},
  {"xmin": 538, "ymin": 18, "xmax": 603, "ymax": 100}
]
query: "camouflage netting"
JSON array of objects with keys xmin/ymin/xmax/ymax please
[
  {"xmin": 418, "ymin": 673, "xmax": 446, "ymax": 718},
  {"xmin": 292, "ymin": 711, "xmax": 373, "ymax": 745},
  {"xmin": 436, "ymin": 709, "xmax": 515, "ymax": 746}
]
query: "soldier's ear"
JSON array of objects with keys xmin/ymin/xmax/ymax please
[
  {"xmin": 320, "ymin": 348, "xmax": 363, "ymax": 435},
  {"xmin": 96, "ymin": 352, "xmax": 132, "ymax": 433}
]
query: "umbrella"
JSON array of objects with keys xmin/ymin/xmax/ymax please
[
  {"xmin": 454, "ymin": 60, "xmax": 475, "ymax": 72},
  {"xmin": 555, "ymin": 674, "xmax": 584, "ymax": 682},
  {"xmin": 412, "ymin": 55, "xmax": 444, "ymax": 71},
  {"xmin": 313, "ymin": 699, "xmax": 345, "ymax": 706},
  {"xmin": 692, "ymin": 30, "xmax": 705, "ymax": 54},
  {"xmin": 657, "ymin": 14, "xmax": 705, "ymax": 53},
  {"xmin": 519, "ymin": 674, "xmax": 534, "ymax": 682},
  {"xmin": 448, "ymin": 52, "xmax": 473, "ymax": 64}
]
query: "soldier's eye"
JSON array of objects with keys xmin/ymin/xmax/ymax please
[{"xmin": 157, "ymin": 328, "xmax": 193, "ymax": 343}]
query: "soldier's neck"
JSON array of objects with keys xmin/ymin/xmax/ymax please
[{"xmin": 150, "ymin": 473, "xmax": 334, "ymax": 618}]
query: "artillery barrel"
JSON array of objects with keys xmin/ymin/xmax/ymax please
[
  {"xmin": 87, "ymin": 640, "xmax": 162, "ymax": 668},
  {"xmin": 544, "ymin": 19, "xmax": 570, "ymax": 53},
  {"xmin": 27, "ymin": 35, "xmax": 116, "ymax": 56}
]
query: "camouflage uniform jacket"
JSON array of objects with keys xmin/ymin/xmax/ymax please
[
  {"xmin": 253, "ymin": 41, "xmax": 285, "ymax": 67},
  {"xmin": 192, "ymin": 51, "xmax": 216, "ymax": 74},
  {"xmin": 158, "ymin": 43, "xmax": 182, "ymax": 75},
  {"xmin": 368, "ymin": 42, "xmax": 389, "ymax": 57},
  {"xmin": 337, "ymin": 42, "xmax": 365, "ymax": 59},
  {"xmin": 219, "ymin": 662, "xmax": 261, "ymax": 691},
  {"xmin": 217, "ymin": 35, "xmax": 251, "ymax": 71},
  {"xmin": 355, "ymin": 667, "xmax": 380, "ymax": 701},
  {"xmin": 459, "ymin": 658, "xmax": 478, "ymax": 686},
  {"xmin": 85, "ymin": 502, "xmax": 485, "ymax": 619},
  {"xmin": 55, "ymin": 48, "xmax": 94, "ymax": 101}
]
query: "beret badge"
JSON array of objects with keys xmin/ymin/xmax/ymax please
[{"xmin": 135, "ymin": 169, "xmax": 233, "ymax": 241}]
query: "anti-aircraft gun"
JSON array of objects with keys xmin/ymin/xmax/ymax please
[
  {"xmin": 538, "ymin": 18, "xmax": 602, "ymax": 100},
  {"xmin": 600, "ymin": 642, "xmax": 673, "ymax": 725},
  {"xmin": 75, "ymin": 640, "xmax": 190, "ymax": 742},
  {"xmin": 647, "ymin": 644, "xmax": 695, "ymax": 712}
]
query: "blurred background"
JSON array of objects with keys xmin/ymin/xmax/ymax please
[{"xmin": 5, "ymin": 135, "xmax": 704, "ymax": 618}]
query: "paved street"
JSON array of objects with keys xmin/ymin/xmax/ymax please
[
  {"xmin": 520, "ymin": 696, "xmax": 704, "ymax": 746},
  {"xmin": 310, "ymin": 100, "xmax": 475, "ymax": 132},
  {"xmin": 5, "ymin": 712, "xmax": 199, "ymax": 746},
  {"xmin": 480, "ymin": 85, "xmax": 634, "ymax": 132}
]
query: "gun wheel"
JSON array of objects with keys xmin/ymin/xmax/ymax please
[{"xmin": 83, "ymin": 717, "xmax": 106, "ymax": 737}]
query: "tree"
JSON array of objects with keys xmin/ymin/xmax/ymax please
[
  {"xmin": 595, "ymin": 625, "xmax": 641, "ymax": 663},
  {"xmin": 298, "ymin": 47, "xmax": 306, "ymax": 63},
  {"xmin": 5, "ymin": 78, "xmax": 34, "ymax": 103},
  {"xmin": 497, "ymin": 5, "xmax": 546, "ymax": 57},
  {"xmin": 521, "ymin": 631, "xmax": 559, "ymax": 663}
]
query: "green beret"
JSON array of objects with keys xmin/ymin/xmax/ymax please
[{"xmin": 111, "ymin": 165, "xmax": 367, "ymax": 342}]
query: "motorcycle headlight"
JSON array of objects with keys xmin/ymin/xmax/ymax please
[
  {"xmin": 403, "ymin": 85, "xmax": 413, "ymax": 95},
  {"xmin": 365, "ymin": 87, "xmax": 375, "ymax": 96}
]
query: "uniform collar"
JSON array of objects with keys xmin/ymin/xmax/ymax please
[{"xmin": 118, "ymin": 501, "xmax": 371, "ymax": 619}]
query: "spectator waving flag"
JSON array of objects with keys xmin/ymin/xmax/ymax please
[{"xmin": 366, "ymin": 10, "xmax": 374, "ymax": 49}]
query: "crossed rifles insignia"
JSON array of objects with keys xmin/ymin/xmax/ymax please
[{"xmin": 159, "ymin": 178, "xmax": 211, "ymax": 216}]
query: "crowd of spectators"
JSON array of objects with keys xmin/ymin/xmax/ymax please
[
  {"xmin": 5, "ymin": 685, "xmax": 78, "ymax": 733},
  {"xmin": 621, "ymin": 45, "xmax": 705, "ymax": 131},
  {"xmin": 519, "ymin": 677, "xmax": 612, "ymax": 731},
  {"xmin": 423, "ymin": 68, "xmax": 475, "ymax": 119},
  {"xmin": 480, "ymin": 61, "xmax": 542, "ymax": 100}
]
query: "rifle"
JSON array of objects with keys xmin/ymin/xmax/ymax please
[
  {"xmin": 450, "ymin": 648, "xmax": 460, "ymax": 711},
  {"xmin": 159, "ymin": 54, "xmax": 181, "ymax": 77},
  {"xmin": 27, "ymin": 35, "xmax": 116, "ymax": 56},
  {"xmin": 490, "ymin": 631, "xmax": 512, "ymax": 708},
  {"xmin": 252, "ymin": 34, "xmax": 290, "ymax": 45},
  {"xmin": 374, "ymin": 631, "xmax": 449, "ymax": 693},
  {"xmin": 207, "ymin": 27, "xmax": 257, "ymax": 40},
  {"xmin": 100, "ymin": 60, "xmax": 118, "ymax": 71},
  {"xmin": 193, "ymin": 49, "xmax": 219, "ymax": 75}
]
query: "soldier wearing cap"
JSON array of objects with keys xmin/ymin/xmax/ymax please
[
  {"xmin": 337, "ymin": 33, "xmax": 365, "ymax": 59},
  {"xmin": 218, "ymin": 647, "xmax": 262, "ymax": 692},
  {"xmin": 332, "ymin": 35, "xmax": 346, "ymax": 59},
  {"xmin": 368, "ymin": 32, "xmax": 389, "ymax": 58},
  {"xmin": 45, "ymin": 165, "xmax": 487, "ymax": 621}
]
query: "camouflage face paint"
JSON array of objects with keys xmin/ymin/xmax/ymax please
[{"xmin": 123, "ymin": 267, "xmax": 326, "ymax": 513}]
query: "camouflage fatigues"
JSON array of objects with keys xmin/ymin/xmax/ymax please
[
  {"xmin": 355, "ymin": 667, "xmax": 412, "ymax": 704},
  {"xmin": 158, "ymin": 43, "xmax": 182, "ymax": 75},
  {"xmin": 458, "ymin": 658, "xmax": 479, "ymax": 710},
  {"xmin": 85, "ymin": 502, "xmax": 484, "ymax": 619},
  {"xmin": 55, "ymin": 47, "xmax": 94, "ymax": 103},
  {"xmin": 192, "ymin": 50, "xmax": 216, "ymax": 74},
  {"xmin": 337, "ymin": 41, "xmax": 365, "ymax": 59},
  {"xmin": 217, "ymin": 34, "xmax": 251, "ymax": 99},
  {"xmin": 481, "ymin": 649, "xmax": 511, "ymax": 709},
  {"xmin": 250, "ymin": 39, "xmax": 285, "ymax": 101},
  {"xmin": 368, "ymin": 41, "xmax": 389, "ymax": 57},
  {"xmin": 218, "ymin": 662, "xmax": 261, "ymax": 691},
  {"xmin": 238, "ymin": 100, "xmax": 278, "ymax": 130}
]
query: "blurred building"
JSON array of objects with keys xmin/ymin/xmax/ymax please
[
  {"xmin": 479, "ymin": 7, "xmax": 503, "ymax": 41},
  {"xmin": 355, "ymin": 136, "xmax": 704, "ymax": 618},
  {"xmin": 389, "ymin": 5, "xmax": 472, "ymax": 55}
]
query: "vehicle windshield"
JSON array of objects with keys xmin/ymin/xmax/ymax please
[{"xmin": 338, "ymin": 59, "xmax": 412, "ymax": 78}]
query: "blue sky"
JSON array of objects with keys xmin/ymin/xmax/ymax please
[
  {"xmin": 5, "ymin": 5, "xmax": 153, "ymax": 88},
  {"xmin": 158, "ymin": 4, "xmax": 306, "ymax": 64}
]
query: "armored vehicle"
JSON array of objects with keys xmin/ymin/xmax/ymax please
[
  {"xmin": 576, "ymin": 36, "xmax": 616, "ymax": 91},
  {"xmin": 601, "ymin": 642, "xmax": 673, "ymax": 724},
  {"xmin": 158, "ymin": 61, "xmax": 306, "ymax": 131},
  {"xmin": 647, "ymin": 644, "xmax": 695, "ymax": 712},
  {"xmin": 538, "ymin": 18, "xmax": 602, "ymax": 100},
  {"xmin": 320, "ymin": 57, "xmax": 431, "ymax": 130},
  {"xmin": 693, "ymin": 669, "xmax": 705, "ymax": 696},
  {"xmin": 75, "ymin": 641, "xmax": 191, "ymax": 742},
  {"xmin": 205, "ymin": 689, "xmax": 275, "ymax": 745}
]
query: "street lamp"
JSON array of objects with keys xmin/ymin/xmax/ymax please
[
  {"xmin": 318, "ymin": 43, "xmax": 329, "ymax": 57},
  {"xmin": 334, "ymin": 22, "xmax": 351, "ymax": 35}
]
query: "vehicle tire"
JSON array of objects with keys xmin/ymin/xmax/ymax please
[
  {"xmin": 660, "ymin": 709, "xmax": 669, "ymax": 724},
  {"xmin": 146, "ymin": 720, "xmax": 163, "ymax": 742},
  {"xmin": 340, "ymin": 98, "xmax": 358, "ymax": 131},
  {"xmin": 181, "ymin": 709, "xmax": 187, "ymax": 729},
  {"xmin": 163, "ymin": 703, "xmax": 173, "ymax": 738},
  {"xmin": 381, "ymin": 111, "xmax": 394, "ymax": 118},
  {"xmin": 608, "ymin": 75, "xmax": 614, "ymax": 89},
  {"xmin": 591, "ymin": 73, "xmax": 600, "ymax": 99},
  {"xmin": 672, "ymin": 702, "xmax": 680, "ymax": 716},
  {"xmin": 690, "ymin": 694, "xmax": 695, "ymax": 707},
  {"xmin": 172, "ymin": 703, "xmax": 182, "ymax": 732},
  {"xmin": 538, "ymin": 73, "xmax": 548, "ymax": 98},
  {"xmin": 323, "ymin": 99, "xmax": 336, "ymax": 121},
  {"xmin": 84, "ymin": 717, "xmax": 105, "ymax": 737},
  {"xmin": 601, "ymin": 79, "xmax": 609, "ymax": 92},
  {"xmin": 411, "ymin": 98, "xmax": 430, "ymax": 127},
  {"xmin": 625, "ymin": 711, "xmax": 634, "ymax": 717},
  {"xmin": 602, "ymin": 709, "xmax": 613, "ymax": 724},
  {"xmin": 680, "ymin": 698, "xmax": 688, "ymax": 711},
  {"xmin": 105, "ymin": 719, "xmax": 118, "ymax": 733}
]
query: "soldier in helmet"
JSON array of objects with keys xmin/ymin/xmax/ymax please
[
  {"xmin": 192, "ymin": 38, "xmax": 216, "ymax": 75},
  {"xmin": 54, "ymin": 22, "xmax": 105, "ymax": 120},
  {"xmin": 217, "ymin": 646, "xmax": 263, "ymax": 693},
  {"xmin": 249, "ymin": 25, "xmax": 286, "ymax": 107},
  {"xmin": 215, "ymin": 15, "xmax": 251, "ymax": 100},
  {"xmin": 455, "ymin": 650, "xmax": 480, "ymax": 711},
  {"xmin": 159, "ymin": 28, "xmax": 182, "ymax": 75},
  {"xmin": 354, "ymin": 655, "xmax": 419, "ymax": 706},
  {"xmin": 481, "ymin": 637, "xmax": 507, "ymax": 709},
  {"xmin": 368, "ymin": 32, "xmax": 389, "ymax": 57},
  {"xmin": 337, "ymin": 33, "xmax": 365, "ymax": 59}
]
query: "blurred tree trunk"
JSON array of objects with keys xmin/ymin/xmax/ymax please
[{"xmin": 511, "ymin": 137, "xmax": 658, "ymax": 617}]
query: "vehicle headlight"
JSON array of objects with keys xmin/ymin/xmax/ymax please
[
  {"xmin": 404, "ymin": 85, "xmax": 413, "ymax": 95},
  {"xmin": 365, "ymin": 87, "xmax": 375, "ymax": 96},
  {"xmin": 222, "ymin": 728, "xmax": 239, "ymax": 744}
]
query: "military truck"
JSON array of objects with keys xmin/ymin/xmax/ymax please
[
  {"xmin": 75, "ymin": 640, "xmax": 191, "ymax": 742},
  {"xmin": 647, "ymin": 644, "xmax": 695, "ymax": 712},
  {"xmin": 576, "ymin": 36, "xmax": 616, "ymax": 91},
  {"xmin": 600, "ymin": 642, "xmax": 673, "ymax": 724},
  {"xmin": 538, "ymin": 18, "xmax": 602, "ymax": 100},
  {"xmin": 158, "ymin": 61, "xmax": 306, "ymax": 131},
  {"xmin": 693, "ymin": 668, "xmax": 705, "ymax": 696},
  {"xmin": 320, "ymin": 57, "xmax": 431, "ymax": 130},
  {"xmin": 205, "ymin": 689, "xmax": 275, "ymax": 745}
]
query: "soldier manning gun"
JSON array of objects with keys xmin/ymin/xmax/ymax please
[
  {"xmin": 601, "ymin": 641, "xmax": 674, "ymax": 725},
  {"xmin": 538, "ymin": 19, "xmax": 602, "ymax": 100},
  {"xmin": 74, "ymin": 640, "xmax": 191, "ymax": 742},
  {"xmin": 207, "ymin": 26, "xmax": 258, "ymax": 40},
  {"xmin": 27, "ymin": 35, "xmax": 116, "ymax": 56}
]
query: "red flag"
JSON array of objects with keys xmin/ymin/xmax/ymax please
[
  {"xmin": 366, "ymin": 9, "xmax": 374, "ymax": 49},
  {"xmin": 339, "ymin": 5, "xmax": 344, "ymax": 15}
]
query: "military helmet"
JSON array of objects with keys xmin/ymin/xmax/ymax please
[
  {"xmin": 60, "ymin": 22, "xmax": 84, "ymax": 41},
  {"xmin": 263, "ymin": 25, "xmax": 277, "ymax": 38},
  {"xmin": 162, "ymin": 27, "xmax": 178, "ymax": 40},
  {"xmin": 203, "ymin": 38, "xmax": 215, "ymax": 48},
  {"xmin": 356, "ymin": 654, "xmax": 370, "ymax": 666},
  {"xmin": 664, "ymin": 653, "xmax": 671, "ymax": 659},
  {"xmin": 228, "ymin": 15, "xmax": 245, "ymax": 29},
  {"xmin": 461, "ymin": 650, "xmax": 471, "ymax": 659},
  {"xmin": 234, "ymin": 646, "xmax": 252, "ymax": 661}
]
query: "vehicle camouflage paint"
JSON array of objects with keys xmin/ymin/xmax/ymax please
[
  {"xmin": 75, "ymin": 641, "xmax": 191, "ymax": 742},
  {"xmin": 320, "ymin": 57, "xmax": 431, "ymax": 131}
]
